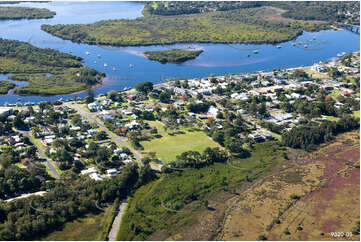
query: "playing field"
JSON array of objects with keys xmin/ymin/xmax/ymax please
[{"xmin": 140, "ymin": 128, "xmax": 220, "ymax": 163}]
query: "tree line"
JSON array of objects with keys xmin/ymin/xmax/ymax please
[
  {"xmin": 0, "ymin": 164, "xmax": 147, "ymax": 240},
  {"xmin": 282, "ymin": 115, "xmax": 359, "ymax": 151}
]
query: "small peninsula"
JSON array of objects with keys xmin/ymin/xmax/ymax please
[
  {"xmin": 143, "ymin": 49, "xmax": 203, "ymax": 64},
  {"xmin": 0, "ymin": 80, "xmax": 16, "ymax": 94},
  {"xmin": 0, "ymin": 38, "xmax": 104, "ymax": 96}
]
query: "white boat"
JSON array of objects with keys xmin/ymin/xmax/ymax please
[
  {"xmin": 253, "ymin": 50, "xmax": 259, "ymax": 54},
  {"xmin": 97, "ymin": 54, "xmax": 101, "ymax": 58},
  {"xmin": 94, "ymin": 61, "xmax": 97, "ymax": 64},
  {"xmin": 104, "ymin": 63, "xmax": 108, "ymax": 67},
  {"xmin": 129, "ymin": 64, "xmax": 133, "ymax": 68},
  {"xmin": 304, "ymin": 45, "xmax": 307, "ymax": 48},
  {"xmin": 85, "ymin": 51, "xmax": 90, "ymax": 55},
  {"xmin": 276, "ymin": 45, "xmax": 281, "ymax": 49},
  {"xmin": 112, "ymin": 67, "xmax": 116, "ymax": 71},
  {"xmin": 292, "ymin": 42, "xmax": 296, "ymax": 46}
]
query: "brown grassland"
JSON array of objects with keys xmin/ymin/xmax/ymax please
[{"xmin": 162, "ymin": 131, "xmax": 360, "ymax": 241}]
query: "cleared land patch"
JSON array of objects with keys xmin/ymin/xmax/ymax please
[{"xmin": 140, "ymin": 128, "xmax": 220, "ymax": 163}]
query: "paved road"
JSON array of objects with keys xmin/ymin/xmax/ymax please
[
  {"xmin": 17, "ymin": 130, "xmax": 60, "ymax": 179},
  {"xmin": 67, "ymin": 103, "xmax": 143, "ymax": 163},
  {"xmin": 108, "ymin": 200, "xmax": 127, "ymax": 241}
]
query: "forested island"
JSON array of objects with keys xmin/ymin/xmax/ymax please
[
  {"xmin": 143, "ymin": 49, "xmax": 203, "ymax": 64},
  {"xmin": 41, "ymin": 6, "xmax": 329, "ymax": 47},
  {"xmin": 0, "ymin": 6, "xmax": 55, "ymax": 20},
  {"xmin": 0, "ymin": 38, "xmax": 104, "ymax": 96},
  {"xmin": 40, "ymin": 1, "xmax": 359, "ymax": 47}
]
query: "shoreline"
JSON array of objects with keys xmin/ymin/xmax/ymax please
[{"xmin": 0, "ymin": 50, "xmax": 358, "ymax": 105}]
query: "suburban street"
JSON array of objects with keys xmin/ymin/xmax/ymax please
[
  {"xmin": 66, "ymin": 103, "xmax": 143, "ymax": 164},
  {"xmin": 17, "ymin": 130, "xmax": 60, "ymax": 179}
]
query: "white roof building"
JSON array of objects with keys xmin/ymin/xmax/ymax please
[
  {"xmin": 207, "ymin": 105, "xmax": 219, "ymax": 118},
  {"xmin": 89, "ymin": 172, "xmax": 102, "ymax": 181},
  {"xmin": 81, "ymin": 167, "xmax": 97, "ymax": 175}
]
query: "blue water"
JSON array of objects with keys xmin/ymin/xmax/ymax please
[{"xmin": 0, "ymin": 1, "xmax": 359, "ymax": 105}]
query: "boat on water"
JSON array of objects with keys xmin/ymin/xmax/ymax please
[
  {"xmin": 292, "ymin": 42, "xmax": 296, "ymax": 46},
  {"xmin": 112, "ymin": 67, "xmax": 116, "ymax": 71},
  {"xmin": 304, "ymin": 45, "xmax": 308, "ymax": 48},
  {"xmin": 276, "ymin": 45, "xmax": 281, "ymax": 49},
  {"xmin": 104, "ymin": 63, "xmax": 108, "ymax": 67},
  {"xmin": 97, "ymin": 54, "xmax": 101, "ymax": 58},
  {"xmin": 85, "ymin": 51, "xmax": 90, "ymax": 55},
  {"xmin": 253, "ymin": 50, "xmax": 259, "ymax": 54},
  {"xmin": 129, "ymin": 64, "xmax": 133, "ymax": 68},
  {"xmin": 247, "ymin": 54, "xmax": 251, "ymax": 57},
  {"xmin": 94, "ymin": 61, "xmax": 96, "ymax": 64}
]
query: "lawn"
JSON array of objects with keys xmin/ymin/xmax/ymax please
[
  {"xmin": 40, "ymin": 207, "xmax": 114, "ymax": 241},
  {"xmin": 146, "ymin": 120, "xmax": 165, "ymax": 131},
  {"xmin": 328, "ymin": 90, "xmax": 341, "ymax": 98},
  {"xmin": 323, "ymin": 115, "xmax": 339, "ymax": 122},
  {"xmin": 353, "ymin": 110, "xmax": 360, "ymax": 118},
  {"xmin": 140, "ymin": 128, "xmax": 220, "ymax": 163}
]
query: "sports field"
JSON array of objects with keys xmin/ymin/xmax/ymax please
[{"xmin": 140, "ymin": 128, "xmax": 220, "ymax": 163}]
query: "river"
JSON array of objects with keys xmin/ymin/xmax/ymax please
[{"xmin": 0, "ymin": 1, "xmax": 359, "ymax": 105}]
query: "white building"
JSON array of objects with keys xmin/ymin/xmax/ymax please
[{"xmin": 81, "ymin": 167, "xmax": 97, "ymax": 175}]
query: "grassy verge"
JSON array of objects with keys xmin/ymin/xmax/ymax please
[
  {"xmin": 97, "ymin": 200, "xmax": 119, "ymax": 241},
  {"xmin": 117, "ymin": 141, "xmax": 285, "ymax": 240}
]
